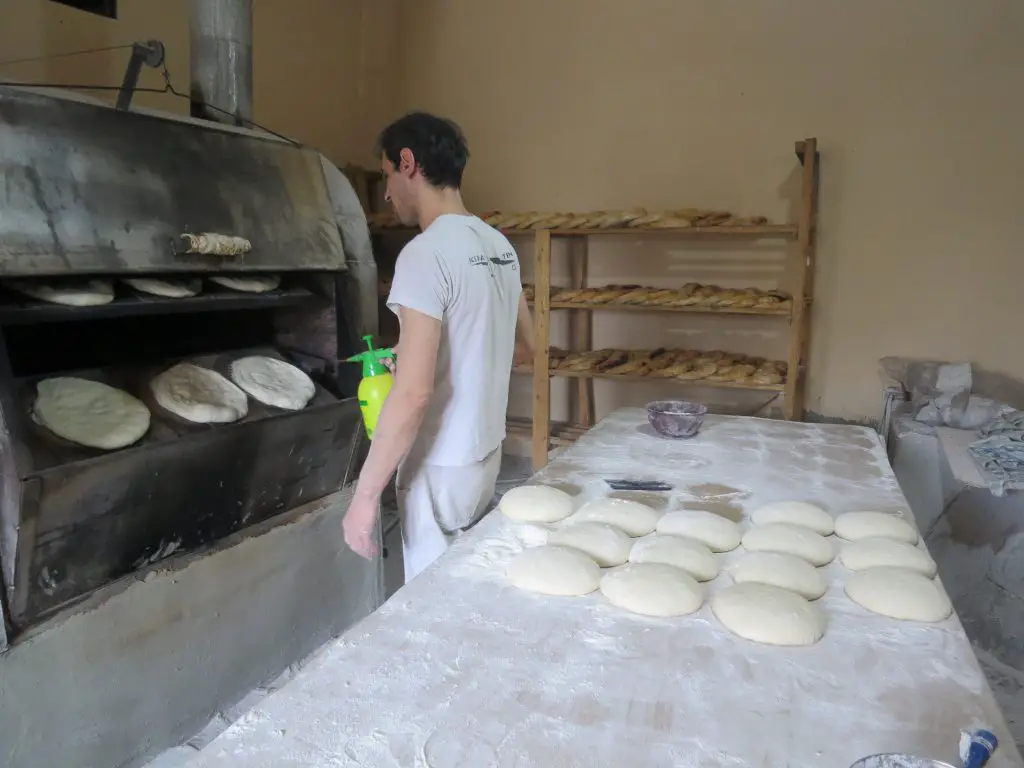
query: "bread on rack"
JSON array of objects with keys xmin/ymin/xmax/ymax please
[
  {"xmin": 537, "ymin": 347, "xmax": 787, "ymax": 386},
  {"xmin": 468, "ymin": 207, "xmax": 773, "ymax": 232},
  {"xmin": 367, "ymin": 207, "xmax": 774, "ymax": 232},
  {"xmin": 536, "ymin": 282, "xmax": 792, "ymax": 310},
  {"xmin": 514, "ymin": 346, "xmax": 787, "ymax": 386}
]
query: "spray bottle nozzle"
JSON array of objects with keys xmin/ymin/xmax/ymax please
[{"xmin": 345, "ymin": 335, "xmax": 395, "ymax": 377}]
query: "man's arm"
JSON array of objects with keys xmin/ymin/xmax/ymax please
[
  {"xmin": 513, "ymin": 292, "xmax": 535, "ymax": 365},
  {"xmin": 353, "ymin": 306, "xmax": 440, "ymax": 502}
]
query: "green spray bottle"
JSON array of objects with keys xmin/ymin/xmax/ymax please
[{"xmin": 346, "ymin": 335, "xmax": 396, "ymax": 439}]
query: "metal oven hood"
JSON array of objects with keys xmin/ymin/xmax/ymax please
[{"xmin": 0, "ymin": 86, "xmax": 345, "ymax": 276}]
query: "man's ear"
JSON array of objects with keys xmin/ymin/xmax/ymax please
[{"xmin": 399, "ymin": 147, "xmax": 416, "ymax": 177}]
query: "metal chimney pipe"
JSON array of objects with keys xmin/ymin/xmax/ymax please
[{"xmin": 189, "ymin": 0, "xmax": 253, "ymax": 126}]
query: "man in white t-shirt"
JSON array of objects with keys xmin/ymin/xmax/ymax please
[{"xmin": 343, "ymin": 112, "xmax": 536, "ymax": 582}]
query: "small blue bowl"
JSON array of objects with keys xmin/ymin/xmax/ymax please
[{"xmin": 646, "ymin": 400, "xmax": 708, "ymax": 439}]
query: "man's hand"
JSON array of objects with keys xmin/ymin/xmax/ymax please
[{"xmin": 343, "ymin": 493, "xmax": 381, "ymax": 559}]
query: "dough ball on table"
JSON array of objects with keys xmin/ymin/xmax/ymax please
[
  {"xmin": 566, "ymin": 497, "xmax": 659, "ymax": 537},
  {"xmin": 150, "ymin": 363, "xmax": 248, "ymax": 424},
  {"xmin": 629, "ymin": 535, "xmax": 719, "ymax": 582},
  {"xmin": 656, "ymin": 509, "xmax": 741, "ymax": 553},
  {"xmin": 230, "ymin": 356, "xmax": 315, "ymax": 411},
  {"xmin": 741, "ymin": 523, "xmax": 835, "ymax": 566},
  {"xmin": 712, "ymin": 583, "xmax": 825, "ymax": 646},
  {"xmin": 507, "ymin": 545, "xmax": 601, "ymax": 596},
  {"xmin": 728, "ymin": 552, "xmax": 827, "ymax": 600},
  {"xmin": 750, "ymin": 501, "xmax": 834, "ymax": 536},
  {"xmin": 844, "ymin": 567, "xmax": 952, "ymax": 622},
  {"xmin": 548, "ymin": 523, "xmax": 632, "ymax": 567},
  {"xmin": 33, "ymin": 377, "xmax": 150, "ymax": 450},
  {"xmin": 839, "ymin": 537, "xmax": 937, "ymax": 578},
  {"xmin": 835, "ymin": 511, "xmax": 918, "ymax": 544},
  {"xmin": 499, "ymin": 485, "xmax": 574, "ymax": 523},
  {"xmin": 600, "ymin": 563, "xmax": 703, "ymax": 617}
]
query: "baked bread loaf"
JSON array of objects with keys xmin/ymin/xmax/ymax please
[
  {"xmin": 518, "ymin": 347, "xmax": 787, "ymax": 386},
  {"xmin": 534, "ymin": 283, "xmax": 791, "ymax": 311},
  {"xmin": 367, "ymin": 208, "xmax": 772, "ymax": 231}
]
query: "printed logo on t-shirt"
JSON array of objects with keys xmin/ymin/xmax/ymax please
[{"xmin": 469, "ymin": 251, "xmax": 518, "ymax": 271}]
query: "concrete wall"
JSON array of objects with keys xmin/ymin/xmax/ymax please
[{"xmin": 0, "ymin": 488, "xmax": 382, "ymax": 768}]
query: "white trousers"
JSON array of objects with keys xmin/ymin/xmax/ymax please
[{"xmin": 396, "ymin": 446, "xmax": 501, "ymax": 584}]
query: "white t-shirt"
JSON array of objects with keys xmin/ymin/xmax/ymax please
[{"xmin": 387, "ymin": 214, "xmax": 521, "ymax": 466}]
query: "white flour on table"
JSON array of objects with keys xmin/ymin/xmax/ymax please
[{"xmin": 186, "ymin": 410, "xmax": 1021, "ymax": 768}]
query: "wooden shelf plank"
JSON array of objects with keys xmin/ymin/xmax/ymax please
[
  {"xmin": 543, "ymin": 225, "xmax": 797, "ymax": 237},
  {"xmin": 529, "ymin": 300, "xmax": 791, "ymax": 317},
  {"xmin": 370, "ymin": 224, "xmax": 797, "ymax": 238},
  {"xmin": 513, "ymin": 367, "xmax": 785, "ymax": 392}
]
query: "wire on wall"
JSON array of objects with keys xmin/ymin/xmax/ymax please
[
  {"xmin": 0, "ymin": 43, "xmax": 136, "ymax": 69},
  {"xmin": 0, "ymin": 49, "xmax": 298, "ymax": 146}
]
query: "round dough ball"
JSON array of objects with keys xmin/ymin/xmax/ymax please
[
  {"xmin": 548, "ymin": 522, "xmax": 632, "ymax": 567},
  {"xmin": 741, "ymin": 523, "xmax": 834, "ymax": 566},
  {"xmin": 629, "ymin": 535, "xmax": 719, "ymax": 581},
  {"xmin": 835, "ymin": 511, "xmax": 918, "ymax": 544},
  {"xmin": 839, "ymin": 537, "xmax": 937, "ymax": 578},
  {"xmin": 712, "ymin": 582, "xmax": 825, "ymax": 646},
  {"xmin": 844, "ymin": 567, "xmax": 952, "ymax": 622},
  {"xmin": 150, "ymin": 363, "xmax": 248, "ymax": 424},
  {"xmin": 507, "ymin": 545, "xmax": 601, "ymax": 596},
  {"xmin": 230, "ymin": 356, "xmax": 316, "ymax": 411},
  {"xmin": 34, "ymin": 377, "xmax": 150, "ymax": 450},
  {"xmin": 567, "ymin": 497, "xmax": 659, "ymax": 537},
  {"xmin": 728, "ymin": 552, "xmax": 827, "ymax": 600},
  {"xmin": 599, "ymin": 563, "xmax": 703, "ymax": 617},
  {"xmin": 499, "ymin": 485, "xmax": 574, "ymax": 523},
  {"xmin": 750, "ymin": 501, "xmax": 834, "ymax": 535},
  {"xmin": 656, "ymin": 509, "xmax": 741, "ymax": 552}
]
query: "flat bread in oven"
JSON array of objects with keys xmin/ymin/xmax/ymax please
[
  {"xmin": 209, "ymin": 275, "xmax": 281, "ymax": 293},
  {"xmin": 7, "ymin": 278, "xmax": 115, "ymax": 307},
  {"xmin": 150, "ymin": 363, "xmax": 248, "ymax": 424},
  {"xmin": 229, "ymin": 356, "xmax": 315, "ymax": 411},
  {"xmin": 33, "ymin": 377, "xmax": 150, "ymax": 450},
  {"xmin": 122, "ymin": 277, "xmax": 202, "ymax": 299}
]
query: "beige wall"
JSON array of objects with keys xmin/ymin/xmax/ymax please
[
  {"xmin": 391, "ymin": 0, "xmax": 1024, "ymax": 422},
  {"xmin": 4, "ymin": 1, "xmax": 1022, "ymax": 423},
  {"xmin": 0, "ymin": 0, "xmax": 402, "ymax": 166}
]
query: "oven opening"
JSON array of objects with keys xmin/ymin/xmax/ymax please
[{"xmin": 4, "ymin": 307, "xmax": 278, "ymax": 377}]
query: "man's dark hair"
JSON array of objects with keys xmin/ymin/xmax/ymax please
[{"xmin": 377, "ymin": 112, "xmax": 470, "ymax": 190}]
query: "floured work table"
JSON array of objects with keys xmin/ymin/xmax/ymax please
[{"xmin": 184, "ymin": 409, "xmax": 1021, "ymax": 767}]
